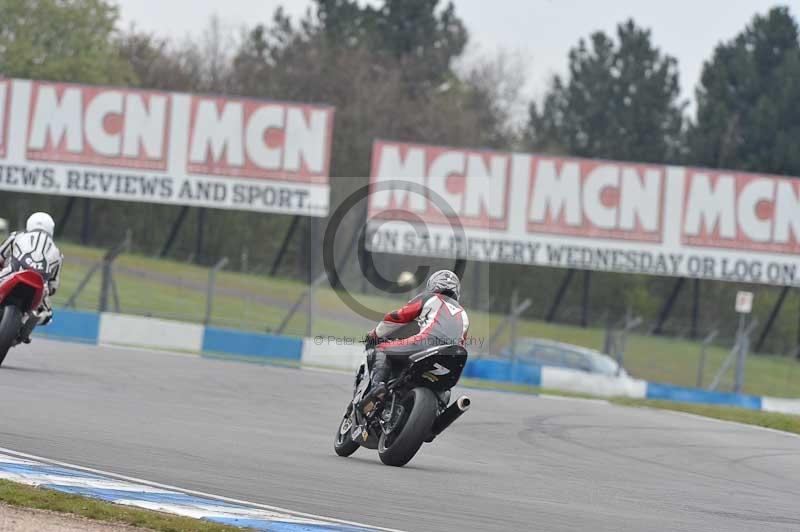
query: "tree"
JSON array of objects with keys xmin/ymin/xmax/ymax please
[
  {"xmin": 117, "ymin": 32, "xmax": 197, "ymax": 91},
  {"xmin": 230, "ymin": 2, "xmax": 517, "ymax": 282},
  {"xmin": 372, "ymin": 0, "xmax": 467, "ymax": 86},
  {"xmin": 0, "ymin": 0, "xmax": 133, "ymax": 83},
  {"xmin": 232, "ymin": 2, "xmax": 505, "ymax": 178},
  {"xmin": 688, "ymin": 7, "xmax": 800, "ymax": 174},
  {"xmin": 526, "ymin": 19, "xmax": 685, "ymax": 163},
  {"xmin": 308, "ymin": 0, "xmax": 467, "ymax": 90}
]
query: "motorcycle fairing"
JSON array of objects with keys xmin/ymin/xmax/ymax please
[
  {"xmin": 405, "ymin": 345, "xmax": 468, "ymax": 391},
  {"xmin": 0, "ymin": 270, "xmax": 45, "ymax": 312}
]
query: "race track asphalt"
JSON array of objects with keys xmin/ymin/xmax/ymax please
[{"xmin": 0, "ymin": 339, "xmax": 799, "ymax": 532}]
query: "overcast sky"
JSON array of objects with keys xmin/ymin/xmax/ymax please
[{"xmin": 115, "ymin": 0, "xmax": 798, "ymax": 112}]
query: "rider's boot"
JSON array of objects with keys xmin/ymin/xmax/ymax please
[{"xmin": 359, "ymin": 382, "xmax": 387, "ymax": 415}]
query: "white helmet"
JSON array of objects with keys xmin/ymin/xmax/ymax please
[
  {"xmin": 26, "ymin": 212, "xmax": 55, "ymax": 236},
  {"xmin": 426, "ymin": 269, "xmax": 461, "ymax": 300}
]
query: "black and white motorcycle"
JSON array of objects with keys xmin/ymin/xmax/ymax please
[{"xmin": 334, "ymin": 344, "xmax": 471, "ymax": 467}]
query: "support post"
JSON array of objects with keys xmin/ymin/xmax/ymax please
[
  {"xmin": 581, "ymin": 271, "xmax": 591, "ymax": 327},
  {"xmin": 615, "ymin": 310, "xmax": 643, "ymax": 370},
  {"xmin": 329, "ymin": 224, "xmax": 359, "ymax": 290},
  {"xmin": 734, "ymin": 314, "xmax": 748, "ymax": 394},
  {"xmin": 306, "ymin": 218, "xmax": 320, "ymax": 337},
  {"xmin": 546, "ymin": 269, "xmax": 575, "ymax": 322},
  {"xmin": 55, "ymin": 197, "xmax": 77, "ymax": 238},
  {"xmin": 110, "ymin": 273, "xmax": 121, "ymax": 313},
  {"xmin": 755, "ymin": 286, "xmax": 789, "ymax": 353},
  {"xmin": 80, "ymin": 198, "xmax": 92, "ymax": 244},
  {"xmin": 797, "ymin": 291, "xmax": 800, "ymax": 348},
  {"xmin": 603, "ymin": 313, "xmax": 614, "ymax": 355},
  {"xmin": 204, "ymin": 257, "xmax": 229, "ymax": 326},
  {"xmin": 98, "ymin": 260, "xmax": 113, "ymax": 312},
  {"xmin": 472, "ymin": 262, "xmax": 481, "ymax": 309},
  {"xmin": 690, "ymin": 278, "xmax": 700, "ymax": 339},
  {"xmin": 270, "ymin": 215, "xmax": 301, "ymax": 276},
  {"xmin": 509, "ymin": 290, "xmax": 518, "ymax": 361},
  {"xmin": 696, "ymin": 329, "xmax": 718, "ymax": 388},
  {"xmin": 797, "ymin": 290, "xmax": 800, "ymax": 350},
  {"xmin": 652, "ymin": 277, "xmax": 686, "ymax": 335},
  {"xmin": 276, "ymin": 293, "xmax": 307, "ymax": 334},
  {"xmin": 64, "ymin": 263, "xmax": 101, "ymax": 308},
  {"xmin": 709, "ymin": 318, "xmax": 757, "ymax": 391},
  {"xmin": 324, "ymin": 220, "xmax": 359, "ymax": 292},
  {"xmin": 98, "ymin": 232, "xmax": 131, "ymax": 313},
  {"xmin": 275, "ymin": 272, "xmax": 327, "ymax": 334},
  {"xmin": 359, "ymin": 235, "xmax": 371, "ymax": 293},
  {"xmin": 159, "ymin": 206, "xmax": 189, "ymax": 258},
  {"xmin": 194, "ymin": 208, "xmax": 206, "ymax": 265},
  {"xmin": 357, "ymin": 204, "xmax": 371, "ymax": 293},
  {"xmin": 486, "ymin": 296, "xmax": 531, "ymax": 355}
]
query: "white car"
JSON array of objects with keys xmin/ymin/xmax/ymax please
[{"xmin": 502, "ymin": 338, "xmax": 628, "ymax": 377}]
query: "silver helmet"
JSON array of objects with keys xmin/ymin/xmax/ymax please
[{"xmin": 426, "ymin": 270, "xmax": 461, "ymax": 300}]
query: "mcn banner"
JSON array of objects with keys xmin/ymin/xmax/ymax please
[
  {"xmin": 368, "ymin": 140, "xmax": 800, "ymax": 287},
  {"xmin": 0, "ymin": 78, "xmax": 334, "ymax": 216}
]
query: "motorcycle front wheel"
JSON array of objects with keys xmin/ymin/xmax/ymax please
[
  {"xmin": 333, "ymin": 407, "xmax": 360, "ymax": 457},
  {"xmin": 378, "ymin": 387, "xmax": 437, "ymax": 467},
  {"xmin": 0, "ymin": 305, "xmax": 22, "ymax": 367}
]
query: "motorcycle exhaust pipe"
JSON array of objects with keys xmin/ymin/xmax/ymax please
[{"xmin": 431, "ymin": 395, "xmax": 471, "ymax": 436}]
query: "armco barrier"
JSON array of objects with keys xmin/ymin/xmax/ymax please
[
  {"xmin": 301, "ymin": 339, "xmax": 362, "ymax": 370},
  {"xmin": 38, "ymin": 309, "xmax": 99, "ymax": 344},
  {"xmin": 203, "ymin": 327, "xmax": 302, "ymax": 361},
  {"xmin": 462, "ymin": 359, "xmax": 648, "ymax": 399},
  {"xmin": 99, "ymin": 313, "xmax": 204, "ymax": 352},
  {"xmin": 761, "ymin": 396, "xmax": 800, "ymax": 416},
  {"xmin": 645, "ymin": 381, "xmax": 763, "ymax": 410},
  {"xmin": 541, "ymin": 366, "xmax": 647, "ymax": 399},
  {"xmin": 33, "ymin": 309, "xmax": 800, "ymax": 414},
  {"xmin": 462, "ymin": 358, "xmax": 542, "ymax": 386}
]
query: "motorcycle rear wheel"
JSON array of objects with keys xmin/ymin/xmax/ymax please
[
  {"xmin": 333, "ymin": 408, "xmax": 360, "ymax": 457},
  {"xmin": 0, "ymin": 305, "xmax": 22, "ymax": 367},
  {"xmin": 378, "ymin": 387, "xmax": 437, "ymax": 467}
]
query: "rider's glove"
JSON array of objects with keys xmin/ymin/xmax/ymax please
[{"xmin": 364, "ymin": 331, "xmax": 379, "ymax": 350}]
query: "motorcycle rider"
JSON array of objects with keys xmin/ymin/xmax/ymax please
[
  {"xmin": 364, "ymin": 269, "xmax": 470, "ymax": 401},
  {"xmin": 0, "ymin": 212, "xmax": 63, "ymax": 339}
]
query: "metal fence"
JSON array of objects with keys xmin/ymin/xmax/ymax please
[{"xmin": 50, "ymin": 234, "xmax": 800, "ymax": 399}]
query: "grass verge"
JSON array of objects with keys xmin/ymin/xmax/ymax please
[
  {"xmin": 0, "ymin": 479, "xmax": 243, "ymax": 531},
  {"xmin": 459, "ymin": 378, "xmax": 800, "ymax": 436},
  {"xmin": 611, "ymin": 397, "xmax": 800, "ymax": 435}
]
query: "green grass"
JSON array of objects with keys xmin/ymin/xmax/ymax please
[
  {"xmin": 0, "ymin": 479, "xmax": 243, "ymax": 531},
  {"xmin": 611, "ymin": 398, "xmax": 800, "ymax": 435},
  {"xmin": 510, "ymin": 320, "xmax": 800, "ymax": 398},
  {"xmin": 52, "ymin": 242, "xmax": 800, "ymax": 398},
  {"xmin": 460, "ymin": 379, "xmax": 800, "ymax": 436}
]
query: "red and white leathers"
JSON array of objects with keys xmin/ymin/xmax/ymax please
[
  {"xmin": 367, "ymin": 290, "xmax": 469, "ymax": 386},
  {"xmin": 371, "ymin": 291, "xmax": 470, "ymax": 353},
  {"xmin": 0, "ymin": 230, "xmax": 63, "ymax": 325}
]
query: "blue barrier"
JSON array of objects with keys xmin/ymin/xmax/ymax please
[
  {"xmin": 202, "ymin": 327, "xmax": 303, "ymax": 360},
  {"xmin": 645, "ymin": 381, "xmax": 763, "ymax": 410},
  {"xmin": 33, "ymin": 310, "xmax": 795, "ymax": 413},
  {"xmin": 463, "ymin": 358, "xmax": 542, "ymax": 386},
  {"xmin": 39, "ymin": 309, "xmax": 100, "ymax": 344}
]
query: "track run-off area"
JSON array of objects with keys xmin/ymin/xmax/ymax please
[{"xmin": 0, "ymin": 339, "xmax": 799, "ymax": 532}]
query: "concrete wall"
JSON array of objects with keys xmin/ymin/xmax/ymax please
[
  {"xmin": 301, "ymin": 338, "xmax": 362, "ymax": 370},
  {"xmin": 99, "ymin": 313, "xmax": 204, "ymax": 352}
]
